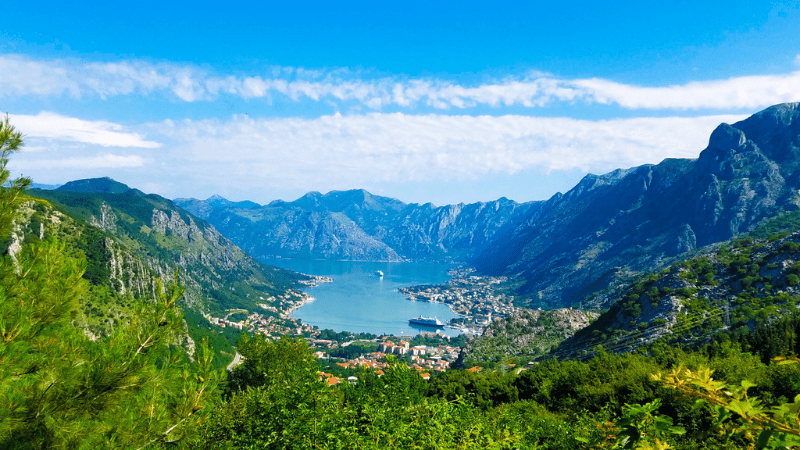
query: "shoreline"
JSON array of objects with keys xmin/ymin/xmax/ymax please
[
  {"xmin": 281, "ymin": 262, "xmax": 462, "ymax": 335},
  {"xmin": 297, "ymin": 274, "xmax": 334, "ymax": 287},
  {"xmin": 281, "ymin": 291, "xmax": 318, "ymax": 318},
  {"xmin": 281, "ymin": 274, "xmax": 333, "ymax": 318},
  {"xmin": 398, "ymin": 267, "xmax": 517, "ymax": 335}
]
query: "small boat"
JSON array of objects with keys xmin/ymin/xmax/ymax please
[
  {"xmin": 408, "ymin": 316, "xmax": 445, "ymax": 328},
  {"xmin": 375, "ymin": 270, "xmax": 384, "ymax": 278}
]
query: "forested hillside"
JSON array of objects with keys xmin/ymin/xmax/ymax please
[
  {"xmin": 554, "ymin": 225, "xmax": 800, "ymax": 361},
  {"xmin": 0, "ymin": 117, "xmax": 221, "ymax": 448},
  {"xmin": 31, "ymin": 180, "xmax": 311, "ymax": 315},
  {"xmin": 9, "ymin": 178, "xmax": 317, "ymax": 364},
  {"xmin": 458, "ymin": 308, "xmax": 598, "ymax": 366}
]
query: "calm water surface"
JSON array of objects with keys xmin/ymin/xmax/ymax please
[{"xmin": 262, "ymin": 259, "xmax": 460, "ymax": 336}]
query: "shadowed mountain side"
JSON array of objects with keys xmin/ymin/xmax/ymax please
[
  {"xmin": 29, "ymin": 181, "xmax": 311, "ymax": 315},
  {"xmin": 473, "ymin": 102, "xmax": 800, "ymax": 308},
  {"xmin": 175, "ymin": 191, "xmax": 539, "ymax": 262}
]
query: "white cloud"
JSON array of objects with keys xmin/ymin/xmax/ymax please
[
  {"xmin": 7, "ymin": 111, "xmax": 161, "ymax": 148},
  {"xmin": 2, "ymin": 54, "xmax": 798, "ymax": 111},
  {"xmin": 573, "ymin": 72, "xmax": 800, "ymax": 110},
  {"xmin": 13, "ymin": 153, "xmax": 144, "ymax": 170},
  {"xmin": 151, "ymin": 113, "xmax": 747, "ymax": 190},
  {"xmin": 8, "ymin": 111, "xmax": 754, "ymax": 203}
]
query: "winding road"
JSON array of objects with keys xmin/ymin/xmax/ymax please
[{"xmin": 227, "ymin": 352, "xmax": 243, "ymax": 371}]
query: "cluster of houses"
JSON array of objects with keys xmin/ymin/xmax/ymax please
[
  {"xmin": 377, "ymin": 339, "xmax": 461, "ymax": 364},
  {"xmin": 378, "ymin": 339, "xmax": 430, "ymax": 355},
  {"xmin": 207, "ymin": 310, "xmax": 316, "ymax": 336},
  {"xmin": 314, "ymin": 339, "xmax": 462, "ymax": 385},
  {"xmin": 398, "ymin": 271, "xmax": 517, "ymax": 334},
  {"xmin": 318, "ymin": 373, "xmax": 363, "ymax": 386},
  {"xmin": 208, "ymin": 316, "xmax": 243, "ymax": 330}
]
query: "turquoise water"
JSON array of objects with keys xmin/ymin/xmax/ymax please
[{"xmin": 262, "ymin": 259, "xmax": 460, "ymax": 336}]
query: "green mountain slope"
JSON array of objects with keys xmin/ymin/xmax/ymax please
[
  {"xmin": 553, "ymin": 229, "xmax": 800, "ymax": 360},
  {"xmin": 13, "ymin": 180, "xmax": 318, "ymax": 363},
  {"xmin": 30, "ymin": 182, "xmax": 312, "ymax": 314},
  {"xmin": 462, "ymin": 209, "xmax": 800, "ymax": 365},
  {"xmin": 458, "ymin": 308, "xmax": 599, "ymax": 366}
]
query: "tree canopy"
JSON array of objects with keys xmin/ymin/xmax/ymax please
[{"xmin": 0, "ymin": 119, "xmax": 220, "ymax": 449}]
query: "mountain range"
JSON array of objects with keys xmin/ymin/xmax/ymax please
[
  {"xmin": 475, "ymin": 102, "xmax": 800, "ymax": 308},
  {"xmin": 18, "ymin": 180, "xmax": 315, "ymax": 360},
  {"xmin": 175, "ymin": 190, "xmax": 537, "ymax": 263},
  {"xmin": 14, "ymin": 100, "xmax": 800, "ymax": 367},
  {"xmin": 175, "ymin": 103, "xmax": 800, "ymax": 310}
]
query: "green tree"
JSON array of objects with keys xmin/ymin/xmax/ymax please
[
  {"xmin": 225, "ymin": 334, "xmax": 319, "ymax": 396},
  {"xmin": 0, "ymin": 118, "xmax": 219, "ymax": 449},
  {"xmin": 0, "ymin": 115, "xmax": 28, "ymax": 237}
]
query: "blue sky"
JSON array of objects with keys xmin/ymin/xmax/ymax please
[{"xmin": 2, "ymin": 1, "xmax": 800, "ymax": 205}]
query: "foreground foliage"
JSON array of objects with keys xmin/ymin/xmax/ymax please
[
  {"xmin": 185, "ymin": 332, "xmax": 800, "ymax": 449},
  {"xmin": 0, "ymin": 118, "xmax": 220, "ymax": 449}
]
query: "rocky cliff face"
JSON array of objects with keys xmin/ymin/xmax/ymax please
[
  {"xmin": 458, "ymin": 308, "xmax": 599, "ymax": 365},
  {"xmin": 474, "ymin": 102, "xmax": 800, "ymax": 308},
  {"xmin": 31, "ymin": 181, "xmax": 311, "ymax": 316},
  {"xmin": 553, "ymin": 229, "xmax": 800, "ymax": 360},
  {"xmin": 6, "ymin": 200, "xmax": 162, "ymax": 339},
  {"xmin": 176, "ymin": 191, "xmax": 537, "ymax": 262}
]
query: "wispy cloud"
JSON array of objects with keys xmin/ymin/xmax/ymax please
[
  {"xmin": 573, "ymin": 73, "xmax": 800, "ymax": 110},
  {"xmin": 13, "ymin": 153, "xmax": 144, "ymax": 170},
  {"xmin": 2, "ymin": 54, "xmax": 798, "ymax": 111},
  {"xmin": 9, "ymin": 110, "xmax": 750, "ymax": 202},
  {"xmin": 7, "ymin": 111, "xmax": 161, "ymax": 148},
  {"xmin": 151, "ymin": 112, "xmax": 747, "ymax": 190}
]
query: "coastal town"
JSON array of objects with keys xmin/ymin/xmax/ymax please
[
  {"xmin": 399, "ymin": 267, "xmax": 518, "ymax": 334},
  {"xmin": 205, "ymin": 273, "xmax": 332, "ymax": 336},
  {"xmin": 207, "ymin": 266, "xmax": 519, "ymax": 338},
  {"xmin": 206, "ymin": 302, "xmax": 466, "ymax": 378},
  {"xmin": 203, "ymin": 265, "xmax": 525, "ymax": 377},
  {"xmin": 314, "ymin": 335, "xmax": 463, "ymax": 385}
]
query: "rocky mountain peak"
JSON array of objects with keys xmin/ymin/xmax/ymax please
[
  {"xmin": 57, "ymin": 177, "xmax": 132, "ymax": 194},
  {"xmin": 473, "ymin": 102, "xmax": 800, "ymax": 308},
  {"xmin": 708, "ymin": 123, "xmax": 746, "ymax": 152},
  {"xmin": 735, "ymin": 102, "xmax": 800, "ymax": 164},
  {"xmin": 291, "ymin": 191, "xmax": 326, "ymax": 211},
  {"xmin": 207, "ymin": 194, "xmax": 228, "ymax": 202}
]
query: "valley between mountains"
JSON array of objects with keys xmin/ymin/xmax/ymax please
[
  {"xmin": 18, "ymin": 101, "xmax": 800, "ymax": 364},
  {"xmin": 8, "ymin": 102, "xmax": 800, "ymax": 449},
  {"xmin": 176, "ymin": 103, "xmax": 800, "ymax": 314}
]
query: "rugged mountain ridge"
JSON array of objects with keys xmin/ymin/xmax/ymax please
[
  {"xmin": 458, "ymin": 308, "xmax": 599, "ymax": 366},
  {"xmin": 175, "ymin": 103, "xmax": 800, "ymax": 310},
  {"xmin": 175, "ymin": 191, "xmax": 537, "ymax": 262},
  {"xmin": 29, "ymin": 180, "xmax": 312, "ymax": 317},
  {"xmin": 460, "ymin": 210, "xmax": 800, "ymax": 363},
  {"xmin": 552, "ymin": 227, "xmax": 800, "ymax": 360},
  {"xmin": 474, "ymin": 102, "xmax": 800, "ymax": 308}
]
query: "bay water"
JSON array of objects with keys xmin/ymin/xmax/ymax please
[{"xmin": 262, "ymin": 259, "xmax": 460, "ymax": 336}]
